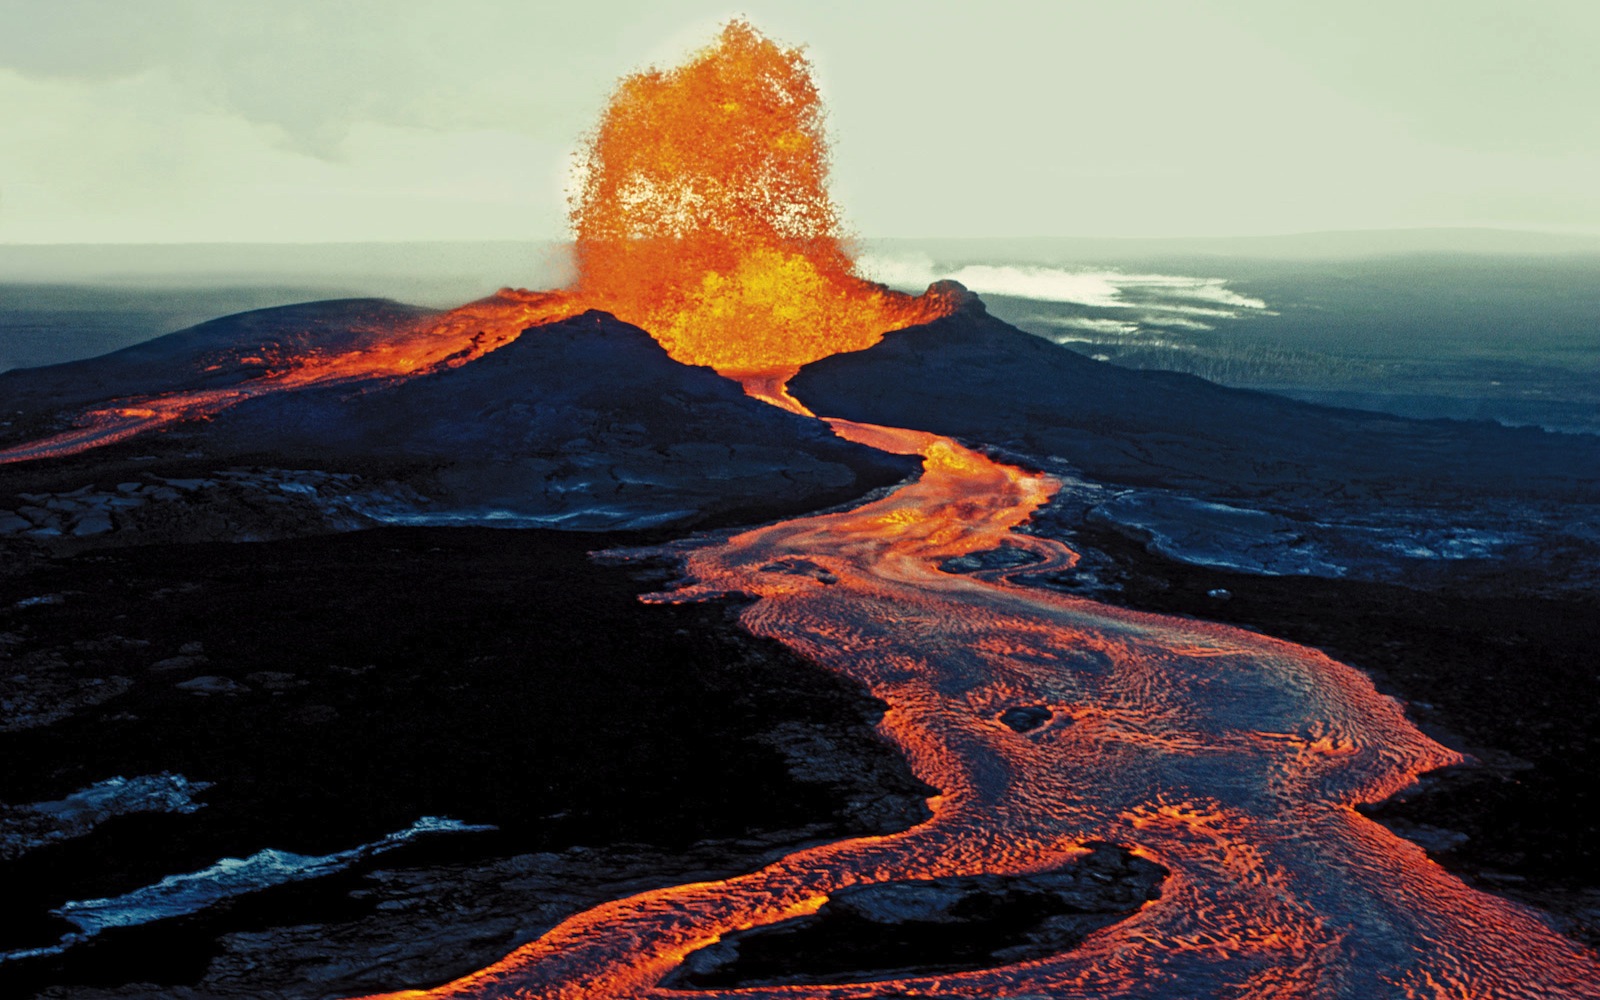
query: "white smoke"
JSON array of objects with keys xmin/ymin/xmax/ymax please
[
  {"xmin": 856, "ymin": 253, "xmax": 1268, "ymax": 318},
  {"xmin": 1027, "ymin": 316, "xmax": 1143, "ymax": 335}
]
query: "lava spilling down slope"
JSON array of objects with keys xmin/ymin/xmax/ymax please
[
  {"xmin": 0, "ymin": 291, "xmax": 579, "ymax": 466},
  {"xmin": 3, "ymin": 19, "xmax": 1598, "ymax": 1000}
]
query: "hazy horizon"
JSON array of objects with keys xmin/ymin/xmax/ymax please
[{"xmin": 4, "ymin": 232, "xmax": 1596, "ymax": 438}]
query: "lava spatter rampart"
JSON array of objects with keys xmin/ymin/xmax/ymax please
[{"xmin": 354, "ymin": 423, "xmax": 1599, "ymax": 999}]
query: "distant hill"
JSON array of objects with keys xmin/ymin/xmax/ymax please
[{"xmin": 790, "ymin": 291, "xmax": 1600, "ymax": 506}]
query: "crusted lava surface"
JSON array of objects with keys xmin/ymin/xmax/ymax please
[{"xmin": 1002, "ymin": 523, "xmax": 1600, "ymax": 947}]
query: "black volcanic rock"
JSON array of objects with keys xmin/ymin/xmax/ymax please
[
  {"xmin": 789, "ymin": 299, "xmax": 1600, "ymax": 506},
  {"xmin": 0, "ymin": 527, "xmax": 935, "ymax": 999},
  {"xmin": 669, "ymin": 844, "xmax": 1164, "ymax": 989}
]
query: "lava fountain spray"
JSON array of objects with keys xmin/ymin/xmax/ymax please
[{"xmin": 569, "ymin": 20, "xmax": 952, "ymax": 382}]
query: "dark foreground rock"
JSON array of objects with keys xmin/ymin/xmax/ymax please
[
  {"xmin": 668, "ymin": 844, "xmax": 1165, "ymax": 989},
  {"xmin": 0, "ymin": 527, "xmax": 934, "ymax": 999}
]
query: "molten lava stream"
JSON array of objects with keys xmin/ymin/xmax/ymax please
[
  {"xmin": 356, "ymin": 423, "xmax": 1600, "ymax": 1000},
  {"xmin": 0, "ymin": 290, "xmax": 578, "ymax": 466}
]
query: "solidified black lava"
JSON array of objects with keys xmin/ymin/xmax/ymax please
[
  {"xmin": 5, "ymin": 285, "xmax": 1599, "ymax": 994},
  {"xmin": 0, "ymin": 527, "xmax": 934, "ymax": 998},
  {"xmin": 669, "ymin": 844, "xmax": 1164, "ymax": 989},
  {"xmin": 0, "ymin": 303, "xmax": 918, "ymax": 534},
  {"xmin": 939, "ymin": 543, "xmax": 1046, "ymax": 576}
]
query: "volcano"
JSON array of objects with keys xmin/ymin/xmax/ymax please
[
  {"xmin": 3, "ymin": 19, "xmax": 1600, "ymax": 1000},
  {"xmin": 0, "ymin": 301, "xmax": 916, "ymax": 537}
]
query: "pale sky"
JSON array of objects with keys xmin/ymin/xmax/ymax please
[{"xmin": 1, "ymin": 0, "xmax": 1597, "ymax": 243}]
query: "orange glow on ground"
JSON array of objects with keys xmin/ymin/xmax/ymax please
[
  {"xmin": 5, "ymin": 23, "xmax": 1597, "ymax": 995},
  {"xmin": 0, "ymin": 290, "xmax": 577, "ymax": 465},
  {"xmin": 349, "ymin": 426, "xmax": 1600, "ymax": 1000}
]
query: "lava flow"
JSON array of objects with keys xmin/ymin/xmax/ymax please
[
  {"xmin": 8, "ymin": 20, "xmax": 1599, "ymax": 996},
  {"xmin": 0, "ymin": 289, "xmax": 578, "ymax": 464},
  {"xmin": 360, "ymin": 425, "xmax": 1600, "ymax": 999}
]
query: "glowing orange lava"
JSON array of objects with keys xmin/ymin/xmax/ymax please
[
  {"xmin": 569, "ymin": 20, "xmax": 950, "ymax": 378},
  {"xmin": 353, "ymin": 426, "xmax": 1600, "ymax": 1000},
  {"xmin": 0, "ymin": 290, "xmax": 577, "ymax": 465}
]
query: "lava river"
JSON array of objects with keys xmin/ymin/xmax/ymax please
[{"xmin": 360, "ymin": 421, "xmax": 1600, "ymax": 1000}]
